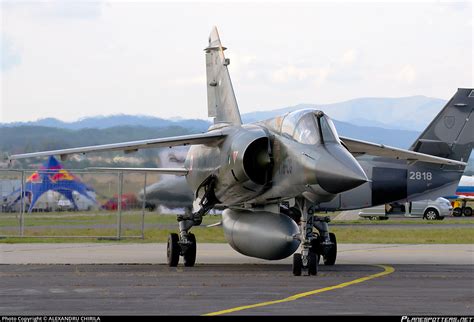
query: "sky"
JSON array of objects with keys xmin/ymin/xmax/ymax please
[{"xmin": 0, "ymin": 0, "xmax": 472, "ymax": 123}]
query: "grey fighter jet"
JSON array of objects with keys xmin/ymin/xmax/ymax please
[{"xmin": 9, "ymin": 27, "xmax": 473, "ymax": 276}]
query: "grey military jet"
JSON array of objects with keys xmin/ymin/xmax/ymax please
[{"xmin": 9, "ymin": 27, "xmax": 473, "ymax": 276}]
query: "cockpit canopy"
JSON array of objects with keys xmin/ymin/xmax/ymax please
[{"xmin": 261, "ymin": 109, "xmax": 339, "ymax": 145}]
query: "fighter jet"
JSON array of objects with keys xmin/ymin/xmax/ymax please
[
  {"xmin": 138, "ymin": 175, "xmax": 193, "ymax": 212},
  {"xmin": 9, "ymin": 27, "xmax": 473, "ymax": 276},
  {"xmin": 136, "ymin": 148, "xmax": 194, "ymax": 212}
]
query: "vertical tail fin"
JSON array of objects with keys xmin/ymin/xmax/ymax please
[
  {"xmin": 205, "ymin": 27, "xmax": 242, "ymax": 125},
  {"xmin": 410, "ymin": 88, "xmax": 474, "ymax": 163}
]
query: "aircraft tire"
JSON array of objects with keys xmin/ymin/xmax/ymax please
[
  {"xmin": 323, "ymin": 233, "xmax": 337, "ymax": 266},
  {"xmin": 183, "ymin": 233, "xmax": 197, "ymax": 267},
  {"xmin": 310, "ymin": 237, "xmax": 322, "ymax": 264},
  {"xmin": 293, "ymin": 253, "xmax": 302, "ymax": 276},
  {"xmin": 463, "ymin": 207, "xmax": 472, "ymax": 217},
  {"xmin": 453, "ymin": 207, "xmax": 462, "ymax": 217},
  {"xmin": 308, "ymin": 252, "xmax": 318, "ymax": 276},
  {"xmin": 167, "ymin": 233, "xmax": 180, "ymax": 267}
]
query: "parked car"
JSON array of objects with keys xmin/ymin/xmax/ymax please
[
  {"xmin": 358, "ymin": 197, "xmax": 452, "ymax": 220},
  {"xmin": 57, "ymin": 199, "xmax": 73, "ymax": 211},
  {"xmin": 102, "ymin": 193, "xmax": 139, "ymax": 211}
]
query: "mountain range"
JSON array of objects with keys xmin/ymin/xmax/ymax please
[
  {"xmin": 1, "ymin": 96, "xmax": 447, "ymax": 149},
  {"xmin": 2, "ymin": 94, "xmax": 473, "ymax": 175},
  {"xmin": 2, "ymin": 95, "xmax": 445, "ymax": 131},
  {"xmin": 2, "ymin": 95, "xmax": 472, "ymax": 168},
  {"xmin": 242, "ymin": 95, "xmax": 446, "ymax": 131}
]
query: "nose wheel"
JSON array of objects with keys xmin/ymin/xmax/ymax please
[
  {"xmin": 293, "ymin": 197, "xmax": 337, "ymax": 276},
  {"xmin": 293, "ymin": 253, "xmax": 302, "ymax": 276},
  {"xmin": 292, "ymin": 251, "xmax": 319, "ymax": 276},
  {"xmin": 308, "ymin": 252, "xmax": 319, "ymax": 275},
  {"xmin": 322, "ymin": 233, "xmax": 337, "ymax": 266}
]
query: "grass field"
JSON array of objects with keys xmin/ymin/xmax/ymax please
[{"xmin": 1, "ymin": 211, "xmax": 473, "ymax": 244}]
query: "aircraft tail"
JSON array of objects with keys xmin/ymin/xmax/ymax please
[
  {"xmin": 205, "ymin": 27, "xmax": 242, "ymax": 125},
  {"xmin": 410, "ymin": 88, "xmax": 474, "ymax": 164}
]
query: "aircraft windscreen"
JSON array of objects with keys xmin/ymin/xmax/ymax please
[
  {"xmin": 319, "ymin": 116, "xmax": 339, "ymax": 143},
  {"xmin": 293, "ymin": 113, "xmax": 320, "ymax": 145},
  {"xmin": 292, "ymin": 112, "xmax": 339, "ymax": 145},
  {"xmin": 279, "ymin": 110, "xmax": 340, "ymax": 145}
]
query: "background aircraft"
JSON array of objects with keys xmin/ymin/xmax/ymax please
[
  {"xmin": 444, "ymin": 175, "xmax": 473, "ymax": 216},
  {"xmin": 9, "ymin": 27, "xmax": 473, "ymax": 276}
]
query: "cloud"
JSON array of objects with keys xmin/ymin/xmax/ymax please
[
  {"xmin": 340, "ymin": 49, "xmax": 358, "ymax": 65},
  {"xmin": 233, "ymin": 53, "xmax": 257, "ymax": 67},
  {"xmin": 271, "ymin": 65, "xmax": 311, "ymax": 83},
  {"xmin": 169, "ymin": 76, "xmax": 206, "ymax": 86},
  {"xmin": 268, "ymin": 49, "xmax": 358, "ymax": 87},
  {"xmin": 2, "ymin": 0, "xmax": 104, "ymax": 21},
  {"xmin": 0, "ymin": 36, "xmax": 21, "ymax": 72},
  {"xmin": 395, "ymin": 64, "xmax": 417, "ymax": 84},
  {"xmin": 1, "ymin": 2, "xmax": 471, "ymax": 122},
  {"xmin": 226, "ymin": 52, "xmax": 259, "ymax": 79}
]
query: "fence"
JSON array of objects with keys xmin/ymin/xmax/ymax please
[{"xmin": 0, "ymin": 169, "xmax": 162, "ymax": 239}]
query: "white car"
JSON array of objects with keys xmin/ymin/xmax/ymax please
[
  {"xmin": 56, "ymin": 191, "xmax": 97, "ymax": 212},
  {"xmin": 57, "ymin": 199, "xmax": 73, "ymax": 211},
  {"xmin": 358, "ymin": 197, "xmax": 453, "ymax": 220}
]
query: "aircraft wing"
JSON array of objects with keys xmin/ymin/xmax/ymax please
[
  {"xmin": 87, "ymin": 167, "xmax": 188, "ymax": 176},
  {"xmin": 8, "ymin": 131, "xmax": 225, "ymax": 161},
  {"xmin": 340, "ymin": 136, "xmax": 467, "ymax": 166}
]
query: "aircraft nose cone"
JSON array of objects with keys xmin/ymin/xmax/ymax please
[{"xmin": 317, "ymin": 145, "xmax": 368, "ymax": 194}]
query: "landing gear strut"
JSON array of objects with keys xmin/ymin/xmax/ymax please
[
  {"xmin": 167, "ymin": 175, "xmax": 218, "ymax": 267},
  {"xmin": 292, "ymin": 198, "xmax": 337, "ymax": 276}
]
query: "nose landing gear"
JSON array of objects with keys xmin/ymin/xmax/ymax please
[{"xmin": 292, "ymin": 198, "xmax": 337, "ymax": 276}]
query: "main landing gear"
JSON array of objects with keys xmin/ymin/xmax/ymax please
[
  {"xmin": 167, "ymin": 231, "xmax": 197, "ymax": 267},
  {"xmin": 167, "ymin": 175, "xmax": 217, "ymax": 267},
  {"xmin": 292, "ymin": 199, "xmax": 337, "ymax": 276}
]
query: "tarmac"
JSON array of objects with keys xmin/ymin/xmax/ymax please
[{"xmin": 1, "ymin": 243, "xmax": 473, "ymax": 315}]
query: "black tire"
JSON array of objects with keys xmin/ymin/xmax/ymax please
[
  {"xmin": 453, "ymin": 207, "xmax": 463, "ymax": 217},
  {"xmin": 293, "ymin": 253, "xmax": 302, "ymax": 276},
  {"xmin": 167, "ymin": 233, "xmax": 180, "ymax": 267},
  {"xmin": 183, "ymin": 233, "xmax": 197, "ymax": 267},
  {"xmin": 424, "ymin": 208, "xmax": 439, "ymax": 220},
  {"xmin": 310, "ymin": 236, "xmax": 321, "ymax": 255},
  {"xmin": 463, "ymin": 207, "xmax": 472, "ymax": 217},
  {"xmin": 308, "ymin": 252, "xmax": 318, "ymax": 276},
  {"xmin": 310, "ymin": 238, "xmax": 322, "ymax": 265},
  {"xmin": 323, "ymin": 233, "xmax": 337, "ymax": 266}
]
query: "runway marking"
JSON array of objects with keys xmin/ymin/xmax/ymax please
[{"xmin": 203, "ymin": 264, "xmax": 395, "ymax": 316}]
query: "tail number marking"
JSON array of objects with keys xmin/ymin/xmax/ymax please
[{"xmin": 409, "ymin": 171, "xmax": 432, "ymax": 181}]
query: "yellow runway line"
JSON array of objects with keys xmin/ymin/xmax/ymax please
[{"xmin": 203, "ymin": 264, "xmax": 395, "ymax": 316}]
